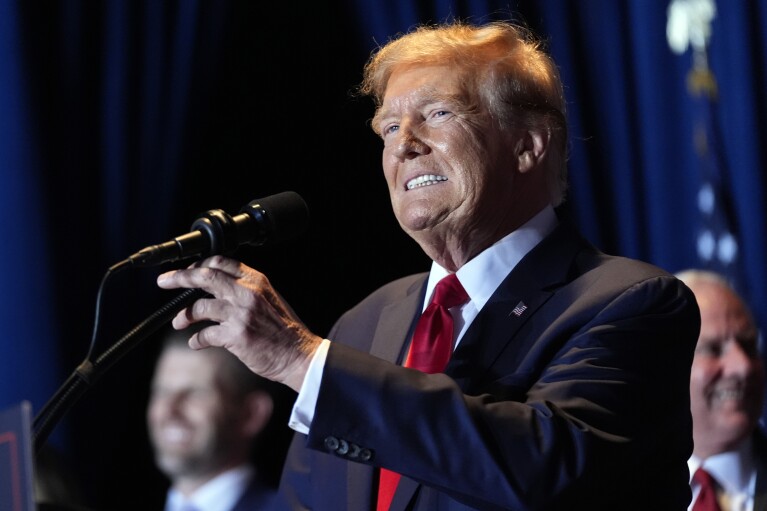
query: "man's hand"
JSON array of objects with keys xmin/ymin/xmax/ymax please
[{"xmin": 157, "ymin": 255, "xmax": 321, "ymax": 391}]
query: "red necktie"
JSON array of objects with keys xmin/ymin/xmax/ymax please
[
  {"xmin": 692, "ymin": 467, "xmax": 722, "ymax": 511},
  {"xmin": 376, "ymin": 273, "xmax": 469, "ymax": 511}
]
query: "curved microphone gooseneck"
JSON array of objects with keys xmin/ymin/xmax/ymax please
[{"xmin": 32, "ymin": 191, "xmax": 310, "ymax": 455}]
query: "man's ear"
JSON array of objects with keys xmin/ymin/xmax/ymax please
[
  {"xmin": 241, "ymin": 390, "xmax": 274, "ymax": 437},
  {"xmin": 514, "ymin": 128, "xmax": 551, "ymax": 173}
]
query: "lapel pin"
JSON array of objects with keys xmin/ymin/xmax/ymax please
[{"xmin": 511, "ymin": 301, "xmax": 528, "ymax": 317}]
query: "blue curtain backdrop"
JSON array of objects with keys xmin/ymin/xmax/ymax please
[{"xmin": 0, "ymin": 0, "xmax": 765, "ymax": 509}]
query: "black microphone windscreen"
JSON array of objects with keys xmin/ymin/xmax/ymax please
[{"xmin": 245, "ymin": 191, "xmax": 309, "ymax": 245}]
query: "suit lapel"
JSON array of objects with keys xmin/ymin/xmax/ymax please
[
  {"xmin": 369, "ymin": 276, "xmax": 426, "ymax": 363},
  {"xmin": 447, "ymin": 222, "xmax": 586, "ymax": 389},
  {"xmin": 358, "ymin": 277, "xmax": 425, "ymax": 509},
  {"xmin": 371, "ymin": 222, "xmax": 586, "ymax": 371}
]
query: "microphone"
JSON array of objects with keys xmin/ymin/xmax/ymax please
[{"xmin": 128, "ymin": 191, "xmax": 309, "ymax": 267}]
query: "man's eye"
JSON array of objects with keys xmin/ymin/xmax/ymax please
[
  {"xmin": 737, "ymin": 336, "xmax": 760, "ymax": 358},
  {"xmin": 383, "ymin": 124, "xmax": 399, "ymax": 136},
  {"xmin": 696, "ymin": 343, "xmax": 723, "ymax": 357}
]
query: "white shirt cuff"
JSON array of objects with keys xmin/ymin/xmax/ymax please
[{"xmin": 288, "ymin": 338, "xmax": 331, "ymax": 434}]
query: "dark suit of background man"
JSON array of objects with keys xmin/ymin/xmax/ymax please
[
  {"xmin": 157, "ymin": 20, "xmax": 702, "ymax": 510},
  {"xmin": 677, "ymin": 270, "xmax": 767, "ymax": 511}
]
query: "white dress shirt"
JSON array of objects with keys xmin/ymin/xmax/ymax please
[
  {"xmin": 288, "ymin": 205, "xmax": 558, "ymax": 434},
  {"xmin": 688, "ymin": 439, "xmax": 757, "ymax": 511}
]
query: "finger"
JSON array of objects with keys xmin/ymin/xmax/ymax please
[
  {"xmin": 170, "ymin": 297, "xmax": 229, "ymax": 329},
  {"xmin": 196, "ymin": 255, "xmax": 246, "ymax": 276},
  {"xmin": 170, "ymin": 309, "xmax": 193, "ymax": 330},
  {"xmin": 186, "ymin": 297, "xmax": 232, "ymax": 324},
  {"xmin": 157, "ymin": 265, "xmax": 237, "ymax": 296},
  {"xmin": 172, "ymin": 309, "xmax": 218, "ymax": 349},
  {"xmin": 157, "ymin": 255, "xmax": 240, "ymax": 287},
  {"xmin": 188, "ymin": 323, "xmax": 223, "ymax": 350},
  {"xmin": 188, "ymin": 330, "xmax": 207, "ymax": 349}
]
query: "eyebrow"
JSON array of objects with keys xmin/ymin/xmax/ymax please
[
  {"xmin": 374, "ymin": 89, "xmax": 465, "ymax": 128},
  {"xmin": 700, "ymin": 330, "xmax": 759, "ymax": 344}
]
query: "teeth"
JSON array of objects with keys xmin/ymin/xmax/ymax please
[
  {"xmin": 406, "ymin": 174, "xmax": 447, "ymax": 190},
  {"xmin": 713, "ymin": 389, "xmax": 744, "ymax": 401}
]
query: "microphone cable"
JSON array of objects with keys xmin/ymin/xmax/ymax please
[
  {"xmin": 31, "ymin": 191, "xmax": 309, "ymax": 455},
  {"xmin": 32, "ymin": 259, "xmax": 207, "ymax": 455}
]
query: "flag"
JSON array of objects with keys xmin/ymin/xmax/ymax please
[{"xmin": 668, "ymin": 0, "xmax": 746, "ymax": 296}]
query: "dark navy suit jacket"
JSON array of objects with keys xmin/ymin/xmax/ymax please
[
  {"xmin": 749, "ymin": 431, "xmax": 767, "ymax": 511},
  {"xmin": 230, "ymin": 475, "xmax": 290, "ymax": 511},
  {"xmin": 160, "ymin": 470, "xmax": 291, "ymax": 511},
  {"xmin": 279, "ymin": 222, "xmax": 701, "ymax": 510}
]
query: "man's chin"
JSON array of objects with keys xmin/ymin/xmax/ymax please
[
  {"xmin": 713, "ymin": 416, "xmax": 755, "ymax": 443},
  {"xmin": 157, "ymin": 453, "xmax": 195, "ymax": 475}
]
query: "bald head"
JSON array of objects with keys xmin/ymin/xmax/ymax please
[{"xmin": 675, "ymin": 269, "xmax": 764, "ymax": 459}]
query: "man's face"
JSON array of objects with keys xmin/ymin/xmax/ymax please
[
  {"xmin": 689, "ymin": 281, "xmax": 765, "ymax": 457},
  {"xmin": 375, "ymin": 64, "xmax": 521, "ymax": 251},
  {"xmin": 147, "ymin": 346, "xmax": 243, "ymax": 478}
]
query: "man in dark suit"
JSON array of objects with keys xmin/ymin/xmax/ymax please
[
  {"xmin": 676, "ymin": 270, "xmax": 767, "ymax": 511},
  {"xmin": 156, "ymin": 20, "xmax": 701, "ymax": 510},
  {"xmin": 147, "ymin": 324, "xmax": 290, "ymax": 511}
]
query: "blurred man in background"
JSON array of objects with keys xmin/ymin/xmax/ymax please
[
  {"xmin": 147, "ymin": 322, "xmax": 291, "ymax": 511},
  {"xmin": 676, "ymin": 270, "xmax": 767, "ymax": 511}
]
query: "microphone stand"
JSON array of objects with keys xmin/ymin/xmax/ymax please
[
  {"xmin": 31, "ymin": 191, "xmax": 310, "ymax": 456},
  {"xmin": 31, "ymin": 285, "xmax": 207, "ymax": 455},
  {"xmin": 31, "ymin": 207, "xmax": 228, "ymax": 455}
]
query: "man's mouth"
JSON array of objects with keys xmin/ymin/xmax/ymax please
[
  {"xmin": 406, "ymin": 174, "xmax": 447, "ymax": 190},
  {"xmin": 158, "ymin": 424, "xmax": 193, "ymax": 445},
  {"xmin": 711, "ymin": 387, "xmax": 748, "ymax": 406}
]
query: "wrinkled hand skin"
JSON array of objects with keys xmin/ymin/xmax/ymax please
[{"xmin": 156, "ymin": 255, "xmax": 322, "ymax": 392}]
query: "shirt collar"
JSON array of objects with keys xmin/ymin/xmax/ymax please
[
  {"xmin": 427, "ymin": 204, "xmax": 558, "ymax": 309},
  {"xmin": 688, "ymin": 437, "xmax": 756, "ymax": 493}
]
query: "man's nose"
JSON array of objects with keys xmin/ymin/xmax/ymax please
[
  {"xmin": 393, "ymin": 124, "xmax": 430, "ymax": 159},
  {"xmin": 163, "ymin": 393, "xmax": 187, "ymax": 415}
]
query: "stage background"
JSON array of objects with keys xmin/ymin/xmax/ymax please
[{"xmin": 1, "ymin": 1, "xmax": 765, "ymax": 509}]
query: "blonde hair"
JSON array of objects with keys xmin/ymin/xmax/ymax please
[{"xmin": 359, "ymin": 21, "xmax": 569, "ymax": 206}]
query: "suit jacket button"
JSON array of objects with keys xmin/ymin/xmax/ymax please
[
  {"xmin": 359, "ymin": 448, "xmax": 372, "ymax": 461},
  {"xmin": 348, "ymin": 443, "xmax": 361, "ymax": 458},
  {"xmin": 324, "ymin": 436, "xmax": 340, "ymax": 451},
  {"xmin": 337, "ymin": 439, "xmax": 349, "ymax": 455}
]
